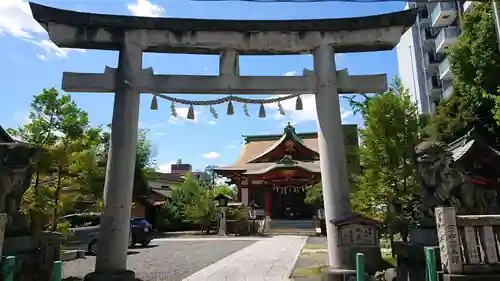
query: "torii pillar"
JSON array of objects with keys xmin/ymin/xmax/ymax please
[{"xmin": 314, "ymin": 44, "xmax": 352, "ymax": 273}]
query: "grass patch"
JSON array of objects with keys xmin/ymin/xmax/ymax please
[
  {"xmin": 292, "ymin": 266, "xmax": 325, "ymax": 278},
  {"xmin": 302, "ymin": 243, "xmax": 328, "ymax": 250}
]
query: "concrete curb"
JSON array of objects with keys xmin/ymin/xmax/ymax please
[{"xmin": 61, "ymin": 250, "xmax": 85, "ymax": 261}]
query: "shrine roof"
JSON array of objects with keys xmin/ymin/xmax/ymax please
[
  {"xmin": 30, "ymin": 3, "xmax": 416, "ymax": 33},
  {"xmin": 215, "ymin": 124, "xmax": 357, "ymax": 175},
  {"xmin": 448, "ymin": 129, "xmax": 500, "ymax": 161}
]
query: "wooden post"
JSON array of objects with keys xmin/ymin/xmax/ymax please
[{"xmin": 435, "ymin": 207, "xmax": 463, "ymax": 274}]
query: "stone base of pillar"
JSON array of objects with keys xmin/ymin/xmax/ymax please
[
  {"xmin": 84, "ymin": 270, "xmax": 136, "ymax": 281},
  {"xmin": 321, "ymin": 268, "xmax": 365, "ymax": 281}
]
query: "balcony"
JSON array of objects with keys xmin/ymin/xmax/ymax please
[
  {"xmin": 463, "ymin": 1, "xmax": 477, "ymax": 13},
  {"xmin": 419, "ymin": 9, "xmax": 430, "ymax": 27},
  {"xmin": 421, "ymin": 27, "xmax": 438, "ymax": 50},
  {"xmin": 435, "ymin": 26, "xmax": 459, "ymax": 53},
  {"xmin": 442, "ymin": 85, "xmax": 453, "ymax": 100},
  {"xmin": 431, "ymin": 2, "xmax": 457, "ymax": 28},
  {"xmin": 427, "ymin": 75, "xmax": 443, "ymax": 101},
  {"xmin": 424, "ymin": 52, "xmax": 445, "ymax": 72},
  {"xmin": 439, "ymin": 57, "xmax": 453, "ymax": 80}
]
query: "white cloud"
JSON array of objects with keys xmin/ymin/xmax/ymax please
[
  {"xmin": 127, "ymin": 0, "xmax": 165, "ymax": 17},
  {"xmin": 168, "ymin": 107, "xmax": 202, "ymax": 124},
  {"xmin": 264, "ymin": 71, "xmax": 354, "ymax": 124},
  {"xmin": 156, "ymin": 162, "xmax": 173, "ymax": 173},
  {"xmin": 36, "ymin": 54, "xmax": 46, "ymax": 60},
  {"xmin": 284, "ymin": 71, "xmax": 298, "ymax": 76},
  {"xmin": 0, "ymin": 0, "xmax": 85, "ymax": 59},
  {"xmin": 203, "ymin": 152, "xmax": 221, "ymax": 159},
  {"xmin": 207, "ymin": 120, "xmax": 217, "ymax": 126},
  {"xmin": 266, "ymin": 94, "xmax": 353, "ymax": 125}
]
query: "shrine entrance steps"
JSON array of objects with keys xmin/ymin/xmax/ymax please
[{"xmin": 269, "ymin": 219, "xmax": 317, "ymax": 236}]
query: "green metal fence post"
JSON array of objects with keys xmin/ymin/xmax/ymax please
[
  {"xmin": 2, "ymin": 256, "xmax": 15, "ymax": 281},
  {"xmin": 425, "ymin": 247, "xmax": 437, "ymax": 281},
  {"xmin": 356, "ymin": 253, "xmax": 365, "ymax": 281},
  {"xmin": 51, "ymin": 261, "xmax": 62, "ymax": 281}
]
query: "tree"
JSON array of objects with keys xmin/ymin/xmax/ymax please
[
  {"xmin": 183, "ymin": 190, "xmax": 217, "ymax": 233},
  {"xmin": 8, "ymin": 88, "xmax": 101, "ymax": 229},
  {"xmin": 304, "ymin": 183, "xmax": 323, "ymax": 207},
  {"xmin": 346, "ymin": 78, "xmax": 421, "ymax": 242},
  {"xmin": 78, "ymin": 128, "xmax": 156, "ymax": 202},
  {"xmin": 430, "ymin": 3, "xmax": 500, "ymax": 146},
  {"xmin": 198, "ymin": 165, "xmax": 222, "ymax": 189}
]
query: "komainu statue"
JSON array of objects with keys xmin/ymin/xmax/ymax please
[
  {"xmin": 415, "ymin": 140, "xmax": 498, "ymax": 217},
  {"xmin": 0, "ymin": 142, "xmax": 41, "ymax": 236}
]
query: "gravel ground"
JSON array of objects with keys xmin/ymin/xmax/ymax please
[{"xmin": 62, "ymin": 240, "xmax": 256, "ymax": 281}]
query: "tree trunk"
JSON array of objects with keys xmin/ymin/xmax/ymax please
[
  {"xmin": 30, "ymin": 172, "xmax": 42, "ymax": 232},
  {"xmin": 51, "ymin": 168, "xmax": 63, "ymax": 232}
]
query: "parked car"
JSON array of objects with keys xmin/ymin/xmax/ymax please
[
  {"xmin": 130, "ymin": 217, "xmax": 154, "ymax": 247},
  {"xmin": 58, "ymin": 213, "xmax": 141, "ymax": 255}
]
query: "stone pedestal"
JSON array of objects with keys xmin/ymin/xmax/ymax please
[
  {"xmin": 392, "ymin": 228, "xmax": 440, "ymax": 281},
  {"xmin": 218, "ymin": 207, "xmax": 227, "ymax": 236},
  {"xmin": 84, "ymin": 270, "xmax": 136, "ymax": 281}
]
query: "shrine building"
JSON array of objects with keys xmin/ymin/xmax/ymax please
[{"xmin": 215, "ymin": 123, "xmax": 360, "ymax": 220}]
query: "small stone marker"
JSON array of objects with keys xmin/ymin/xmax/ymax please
[{"xmin": 331, "ymin": 213, "xmax": 381, "ymax": 246}]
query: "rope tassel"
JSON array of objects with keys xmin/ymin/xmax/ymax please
[
  {"xmin": 187, "ymin": 104, "xmax": 195, "ymax": 120},
  {"xmin": 295, "ymin": 95, "xmax": 303, "ymax": 111},
  {"xmin": 227, "ymin": 100, "xmax": 234, "ymax": 115},
  {"xmin": 277, "ymin": 101, "xmax": 286, "ymax": 115},
  {"xmin": 258, "ymin": 103, "xmax": 266, "ymax": 118},
  {"xmin": 150, "ymin": 95, "xmax": 158, "ymax": 110}
]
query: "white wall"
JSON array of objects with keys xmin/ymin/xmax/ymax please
[{"xmin": 396, "ymin": 17, "xmax": 430, "ymax": 115}]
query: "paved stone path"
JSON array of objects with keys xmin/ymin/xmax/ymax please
[{"xmin": 182, "ymin": 236, "xmax": 308, "ymax": 281}]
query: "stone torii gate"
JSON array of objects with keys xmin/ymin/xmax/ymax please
[{"xmin": 29, "ymin": 3, "xmax": 416, "ymax": 281}]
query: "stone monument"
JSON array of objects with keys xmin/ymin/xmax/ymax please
[
  {"xmin": 330, "ymin": 213, "xmax": 384, "ymax": 275},
  {"xmin": 29, "ymin": 3, "xmax": 417, "ymax": 281}
]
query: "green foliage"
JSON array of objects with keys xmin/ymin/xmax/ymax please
[
  {"xmin": 431, "ymin": 3, "xmax": 500, "ymax": 145},
  {"xmin": 8, "ymin": 87, "xmax": 156, "ymax": 231},
  {"xmin": 228, "ymin": 205, "xmax": 249, "ymax": 222},
  {"xmin": 160, "ymin": 173, "xmax": 235, "ymax": 232},
  {"xmin": 183, "ymin": 190, "xmax": 217, "ymax": 232},
  {"xmin": 8, "ymin": 88, "xmax": 100, "ymax": 229},
  {"xmin": 346, "ymin": 78, "xmax": 421, "ymax": 241},
  {"xmin": 304, "ymin": 183, "xmax": 323, "ymax": 207},
  {"xmin": 213, "ymin": 185, "xmax": 236, "ymax": 198}
]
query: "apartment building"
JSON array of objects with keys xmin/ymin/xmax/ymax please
[{"xmin": 396, "ymin": 1, "xmax": 477, "ymax": 114}]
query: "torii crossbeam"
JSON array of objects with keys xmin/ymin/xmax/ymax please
[{"xmin": 29, "ymin": 2, "xmax": 416, "ymax": 281}]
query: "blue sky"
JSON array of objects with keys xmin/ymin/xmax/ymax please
[{"xmin": 0, "ymin": 0, "xmax": 404, "ymax": 172}]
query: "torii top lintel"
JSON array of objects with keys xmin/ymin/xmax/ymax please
[{"xmin": 29, "ymin": 3, "xmax": 417, "ymax": 55}]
